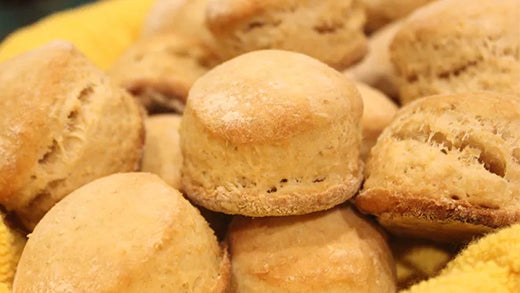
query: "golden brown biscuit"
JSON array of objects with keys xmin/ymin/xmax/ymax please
[
  {"xmin": 206, "ymin": 0, "xmax": 367, "ymax": 70},
  {"xmin": 361, "ymin": 0, "xmax": 437, "ymax": 32},
  {"xmin": 356, "ymin": 82, "xmax": 398, "ymax": 160},
  {"xmin": 13, "ymin": 173, "xmax": 229, "ymax": 293},
  {"xmin": 109, "ymin": 33, "xmax": 216, "ymax": 113},
  {"xmin": 142, "ymin": 0, "xmax": 214, "ymax": 46},
  {"xmin": 356, "ymin": 92, "xmax": 520, "ymax": 242},
  {"xmin": 346, "ymin": 20, "xmax": 402, "ymax": 98},
  {"xmin": 141, "ymin": 114, "xmax": 183, "ymax": 189},
  {"xmin": 390, "ymin": 0, "xmax": 520, "ymax": 105},
  {"xmin": 181, "ymin": 50, "xmax": 364, "ymax": 216},
  {"xmin": 227, "ymin": 205, "xmax": 396, "ymax": 293},
  {"xmin": 0, "ymin": 41, "xmax": 144, "ymax": 230},
  {"xmin": 140, "ymin": 115, "xmax": 232, "ymax": 239}
]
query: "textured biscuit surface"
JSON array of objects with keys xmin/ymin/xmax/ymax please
[
  {"xmin": 206, "ymin": 0, "xmax": 367, "ymax": 69},
  {"xmin": 143, "ymin": 0, "xmax": 214, "ymax": 46},
  {"xmin": 13, "ymin": 173, "xmax": 229, "ymax": 293},
  {"xmin": 346, "ymin": 20, "xmax": 402, "ymax": 98},
  {"xmin": 0, "ymin": 41, "xmax": 144, "ymax": 230},
  {"xmin": 109, "ymin": 33, "xmax": 216, "ymax": 113},
  {"xmin": 142, "ymin": 115, "xmax": 183, "ymax": 189},
  {"xmin": 356, "ymin": 82, "xmax": 398, "ymax": 160},
  {"xmin": 390, "ymin": 0, "xmax": 520, "ymax": 104},
  {"xmin": 361, "ymin": 0, "xmax": 437, "ymax": 32},
  {"xmin": 227, "ymin": 205, "xmax": 396, "ymax": 293},
  {"xmin": 356, "ymin": 92, "xmax": 520, "ymax": 241},
  {"xmin": 181, "ymin": 50, "xmax": 363, "ymax": 216},
  {"xmin": 140, "ymin": 115, "xmax": 231, "ymax": 237}
]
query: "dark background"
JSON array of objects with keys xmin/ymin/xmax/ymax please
[{"xmin": 0, "ymin": 0, "xmax": 96, "ymax": 41}]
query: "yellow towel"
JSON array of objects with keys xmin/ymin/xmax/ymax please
[
  {"xmin": 402, "ymin": 224, "xmax": 520, "ymax": 293},
  {"xmin": 0, "ymin": 0, "xmax": 155, "ymax": 69},
  {"xmin": 0, "ymin": 212, "xmax": 26, "ymax": 291},
  {"xmin": 391, "ymin": 237, "xmax": 456, "ymax": 289},
  {"xmin": 0, "ymin": 283, "xmax": 10, "ymax": 293}
]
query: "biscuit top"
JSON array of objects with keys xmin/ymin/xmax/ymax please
[
  {"xmin": 186, "ymin": 50, "xmax": 362, "ymax": 144},
  {"xmin": 361, "ymin": 0, "xmax": 437, "ymax": 31},
  {"xmin": 385, "ymin": 92, "xmax": 520, "ymax": 155},
  {"xmin": 0, "ymin": 41, "xmax": 107, "ymax": 202},
  {"xmin": 109, "ymin": 33, "xmax": 216, "ymax": 101},
  {"xmin": 14, "ymin": 173, "xmax": 224, "ymax": 292},
  {"xmin": 143, "ymin": 0, "xmax": 215, "ymax": 46},
  {"xmin": 206, "ymin": 0, "xmax": 288, "ymax": 30},
  {"xmin": 228, "ymin": 205, "xmax": 396, "ymax": 292},
  {"xmin": 371, "ymin": 92, "xmax": 520, "ymax": 208},
  {"xmin": 394, "ymin": 0, "xmax": 519, "ymax": 44},
  {"xmin": 391, "ymin": 92, "xmax": 520, "ymax": 132},
  {"xmin": 206, "ymin": 0, "xmax": 357, "ymax": 32}
]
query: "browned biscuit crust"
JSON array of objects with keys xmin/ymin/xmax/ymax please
[{"xmin": 0, "ymin": 41, "xmax": 144, "ymax": 230}]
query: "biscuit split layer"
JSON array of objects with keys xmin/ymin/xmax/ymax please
[{"xmin": 356, "ymin": 92, "xmax": 520, "ymax": 242}]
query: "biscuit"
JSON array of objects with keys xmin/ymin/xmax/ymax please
[
  {"xmin": 140, "ymin": 114, "xmax": 231, "ymax": 239},
  {"xmin": 181, "ymin": 50, "xmax": 363, "ymax": 216},
  {"xmin": 356, "ymin": 82, "xmax": 398, "ymax": 160},
  {"xmin": 141, "ymin": 114, "xmax": 182, "ymax": 189},
  {"xmin": 346, "ymin": 20, "xmax": 402, "ymax": 98},
  {"xmin": 361, "ymin": 0, "xmax": 437, "ymax": 32},
  {"xmin": 142, "ymin": 0, "xmax": 215, "ymax": 46},
  {"xmin": 141, "ymin": 115, "xmax": 183, "ymax": 189},
  {"xmin": 227, "ymin": 205, "xmax": 396, "ymax": 292},
  {"xmin": 13, "ymin": 173, "xmax": 230, "ymax": 293},
  {"xmin": 109, "ymin": 33, "xmax": 216, "ymax": 113},
  {"xmin": 356, "ymin": 92, "xmax": 520, "ymax": 242},
  {"xmin": 206, "ymin": 0, "xmax": 367, "ymax": 70},
  {"xmin": 0, "ymin": 41, "xmax": 144, "ymax": 230},
  {"xmin": 390, "ymin": 0, "xmax": 520, "ymax": 105}
]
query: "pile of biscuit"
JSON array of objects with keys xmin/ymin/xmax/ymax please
[{"xmin": 0, "ymin": 0, "xmax": 519, "ymax": 292}]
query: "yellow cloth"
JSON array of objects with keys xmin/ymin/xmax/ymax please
[
  {"xmin": 0, "ymin": 283, "xmax": 10, "ymax": 293},
  {"xmin": 0, "ymin": 212, "xmax": 26, "ymax": 291},
  {"xmin": 392, "ymin": 237, "xmax": 455, "ymax": 289},
  {"xmin": 0, "ymin": 0, "xmax": 155, "ymax": 69},
  {"xmin": 402, "ymin": 224, "xmax": 520, "ymax": 293}
]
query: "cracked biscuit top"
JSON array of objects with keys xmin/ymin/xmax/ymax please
[
  {"xmin": 0, "ymin": 41, "xmax": 144, "ymax": 229},
  {"xmin": 390, "ymin": 0, "xmax": 520, "ymax": 104},
  {"xmin": 357, "ymin": 92, "xmax": 520, "ymax": 240}
]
